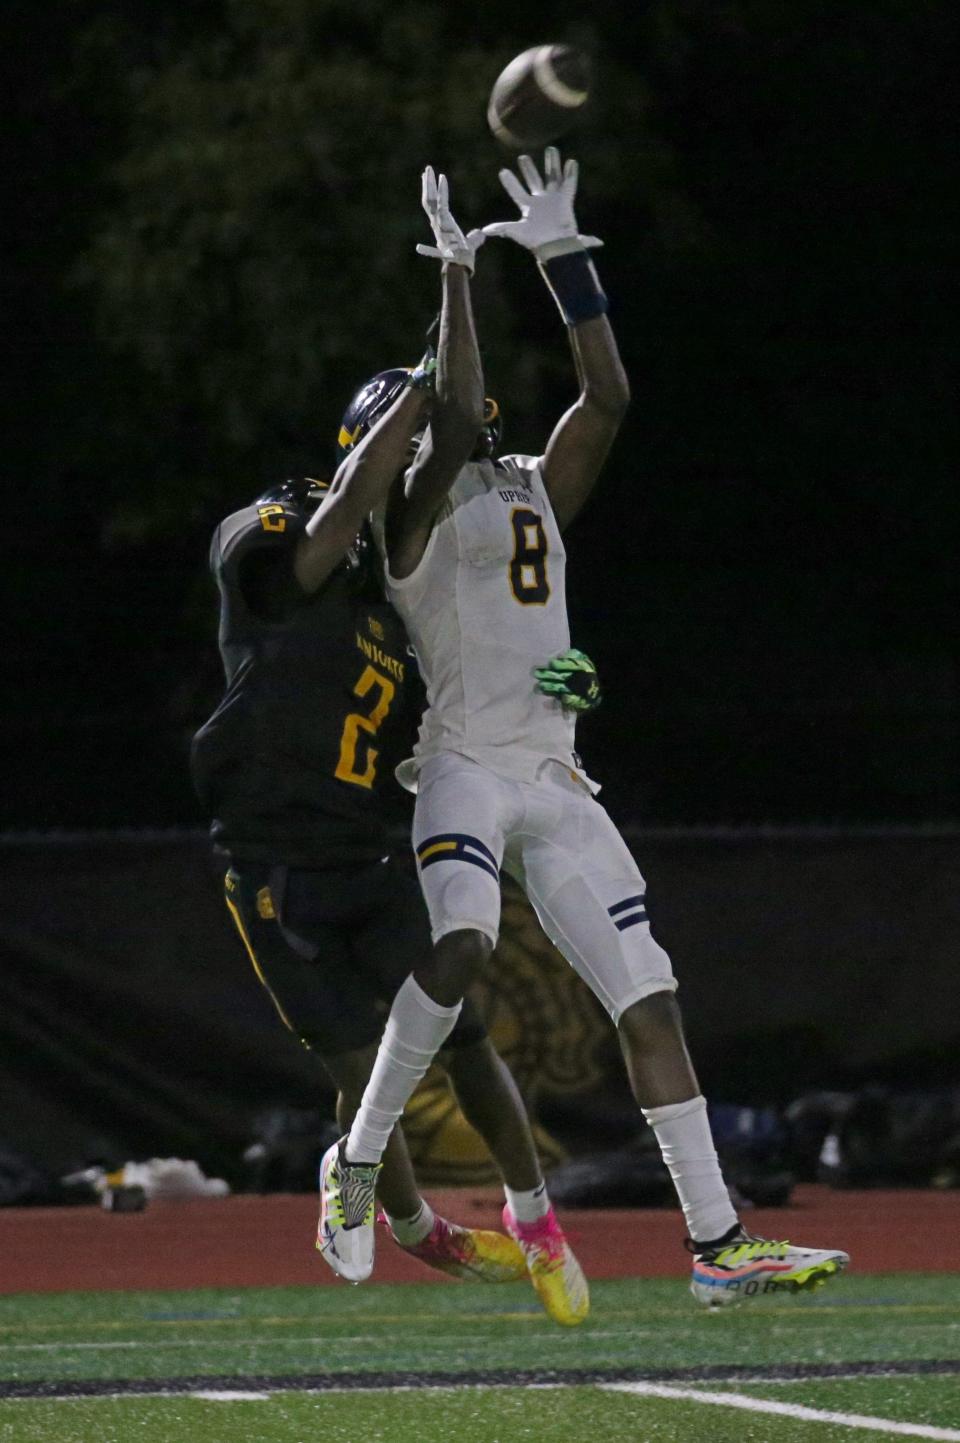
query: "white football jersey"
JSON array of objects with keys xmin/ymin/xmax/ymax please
[{"xmin": 377, "ymin": 453, "xmax": 597, "ymax": 792}]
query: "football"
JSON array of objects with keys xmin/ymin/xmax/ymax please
[{"xmin": 487, "ymin": 44, "xmax": 592, "ymax": 152}]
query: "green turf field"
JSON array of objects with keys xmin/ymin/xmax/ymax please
[{"xmin": 1, "ymin": 1275, "xmax": 958, "ymax": 1441}]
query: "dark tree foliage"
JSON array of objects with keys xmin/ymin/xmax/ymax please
[
  {"xmin": 74, "ymin": 0, "xmax": 678, "ymax": 532},
  {"xmin": 5, "ymin": 0, "xmax": 956, "ymax": 827}
]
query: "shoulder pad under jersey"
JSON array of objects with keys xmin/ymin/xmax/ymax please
[
  {"xmin": 494, "ymin": 454, "xmax": 542, "ymax": 489},
  {"xmin": 213, "ymin": 501, "xmax": 306, "ymax": 578}
]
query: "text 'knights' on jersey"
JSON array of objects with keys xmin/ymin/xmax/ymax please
[
  {"xmin": 191, "ymin": 497, "xmax": 417, "ymax": 868},
  {"xmin": 376, "ymin": 454, "xmax": 597, "ymax": 793}
]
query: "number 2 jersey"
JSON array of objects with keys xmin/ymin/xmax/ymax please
[
  {"xmin": 375, "ymin": 453, "xmax": 597, "ymax": 793},
  {"xmin": 190, "ymin": 496, "xmax": 414, "ymax": 868}
]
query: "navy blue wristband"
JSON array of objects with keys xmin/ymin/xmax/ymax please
[{"xmin": 538, "ymin": 249, "xmax": 609, "ymax": 326}]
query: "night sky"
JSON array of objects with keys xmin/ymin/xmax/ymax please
[{"xmin": 4, "ymin": 0, "xmax": 955, "ymax": 831}]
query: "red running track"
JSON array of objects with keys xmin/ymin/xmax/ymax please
[{"xmin": 1, "ymin": 1185, "xmax": 957, "ymax": 1295}]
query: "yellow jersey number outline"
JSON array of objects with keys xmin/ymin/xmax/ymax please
[
  {"xmin": 334, "ymin": 664, "xmax": 396, "ymax": 789},
  {"xmin": 257, "ymin": 504, "xmax": 286, "ymax": 532},
  {"xmin": 509, "ymin": 505, "xmax": 550, "ymax": 606}
]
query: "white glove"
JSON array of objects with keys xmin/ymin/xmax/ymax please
[
  {"xmin": 482, "ymin": 147, "xmax": 603, "ymax": 261},
  {"xmin": 415, "ymin": 167, "xmax": 485, "ymax": 274}
]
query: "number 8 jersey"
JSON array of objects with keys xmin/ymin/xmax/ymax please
[{"xmin": 376, "ymin": 454, "xmax": 597, "ymax": 794}]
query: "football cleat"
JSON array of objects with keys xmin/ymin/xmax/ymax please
[
  {"xmin": 688, "ymin": 1226, "xmax": 849, "ymax": 1308},
  {"xmin": 315, "ymin": 1137, "xmax": 381, "ymax": 1284},
  {"xmin": 391, "ymin": 1214, "xmax": 527, "ymax": 1283},
  {"xmin": 503, "ymin": 1204, "xmax": 590, "ymax": 1326}
]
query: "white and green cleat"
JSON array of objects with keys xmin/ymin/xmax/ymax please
[
  {"xmin": 689, "ymin": 1226, "xmax": 849, "ymax": 1308},
  {"xmin": 316, "ymin": 1137, "xmax": 381, "ymax": 1283}
]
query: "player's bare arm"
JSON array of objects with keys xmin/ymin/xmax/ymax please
[
  {"xmin": 292, "ymin": 373, "xmax": 434, "ymax": 595},
  {"xmin": 540, "ymin": 312, "xmax": 629, "ymax": 532},
  {"xmin": 386, "ymin": 169, "xmax": 486, "ymax": 580},
  {"xmin": 484, "ymin": 147, "xmax": 628, "ymax": 530}
]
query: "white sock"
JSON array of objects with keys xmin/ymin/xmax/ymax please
[
  {"xmin": 504, "ymin": 1181, "xmax": 550, "ymax": 1224},
  {"xmin": 385, "ymin": 1199, "xmax": 435, "ymax": 1246},
  {"xmin": 346, "ymin": 975, "xmax": 462, "ymax": 1164},
  {"xmin": 642, "ymin": 1095, "xmax": 739, "ymax": 1245}
]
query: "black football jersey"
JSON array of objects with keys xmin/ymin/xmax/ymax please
[{"xmin": 191, "ymin": 497, "xmax": 416, "ymax": 868}]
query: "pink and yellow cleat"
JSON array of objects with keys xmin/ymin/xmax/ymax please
[
  {"xmin": 390, "ymin": 1214, "xmax": 527, "ymax": 1283},
  {"xmin": 503, "ymin": 1204, "xmax": 590, "ymax": 1326}
]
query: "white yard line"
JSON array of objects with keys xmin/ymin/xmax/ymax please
[
  {"xmin": 0, "ymin": 1335, "xmax": 379, "ymax": 1352},
  {"xmin": 601, "ymin": 1381, "xmax": 960, "ymax": 1440},
  {"xmin": 189, "ymin": 1391, "xmax": 272, "ymax": 1401},
  {"xmin": 7, "ymin": 1374, "xmax": 960, "ymax": 1436}
]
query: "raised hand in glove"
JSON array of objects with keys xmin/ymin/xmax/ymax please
[
  {"xmin": 416, "ymin": 167, "xmax": 485, "ymax": 274},
  {"xmin": 482, "ymin": 146, "xmax": 602, "ymax": 261},
  {"xmin": 534, "ymin": 647, "xmax": 602, "ymax": 713}
]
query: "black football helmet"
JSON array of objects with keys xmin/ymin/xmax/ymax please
[
  {"xmin": 336, "ymin": 369, "xmax": 411, "ymax": 461},
  {"xmin": 336, "ymin": 370, "xmax": 502, "ymax": 463},
  {"xmin": 254, "ymin": 476, "xmax": 330, "ymax": 514},
  {"xmin": 252, "ymin": 475, "xmax": 381, "ymax": 595}
]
